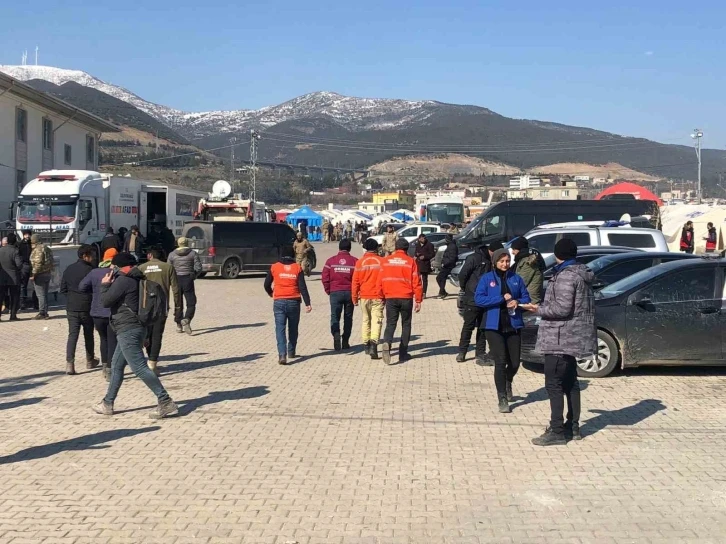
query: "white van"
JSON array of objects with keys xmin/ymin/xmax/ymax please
[{"xmin": 522, "ymin": 226, "xmax": 669, "ymax": 259}]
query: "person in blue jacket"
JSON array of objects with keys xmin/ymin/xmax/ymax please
[{"xmin": 475, "ymin": 247, "xmax": 531, "ymax": 413}]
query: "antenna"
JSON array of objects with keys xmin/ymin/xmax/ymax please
[{"xmin": 35, "ymin": 46, "xmax": 38, "ymax": 66}]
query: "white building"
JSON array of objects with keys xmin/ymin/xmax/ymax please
[
  {"xmin": 509, "ymin": 175, "xmax": 542, "ymax": 190},
  {"xmin": 0, "ymin": 71, "xmax": 118, "ymax": 219},
  {"xmin": 574, "ymin": 175, "xmax": 591, "ymax": 182},
  {"xmin": 506, "ymin": 186, "xmax": 579, "ymax": 201}
]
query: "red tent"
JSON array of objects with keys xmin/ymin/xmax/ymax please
[{"xmin": 595, "ymin": 182, "xmax": 663, "ymax": 206}]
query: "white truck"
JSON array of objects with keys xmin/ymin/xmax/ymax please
[{"xmin": 14, "ymin": 169, "xmax": 207, "ymax": 291}]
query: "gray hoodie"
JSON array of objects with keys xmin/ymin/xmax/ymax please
[
  {"xmin": 534, "ymin": 263, "xmax": 596, "ymax": 358},
  {"xmin": 168, "ymin": 247, "xmax": 202, "ymax": 278}
]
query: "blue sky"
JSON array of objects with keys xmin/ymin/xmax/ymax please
[{"xmin": 1, "ymin": 0, "xmax": 724, "ymax": 147}]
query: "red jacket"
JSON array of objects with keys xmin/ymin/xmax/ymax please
[
  {"xmin": 322, "ymin": 251, "xmax": 358, "ymax": 294},
  {"xmin": 352, "ymin": 252, "xmax": 384, "ymax": 303},
  {"xmin": 378, "ymin": 250, "xmax": 423, "ymax": 303}
]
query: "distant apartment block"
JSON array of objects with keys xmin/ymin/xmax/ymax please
[
  {"xmin": 507, "ymin": 186, "xmax": 579, "ymax": 201},
  {"xmin": 509, "ymin": 175, "xmax": 541, "ymax": 189}
]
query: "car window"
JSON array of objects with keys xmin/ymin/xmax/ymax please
[
  {"xmin": 276, "ymin": 225, "xmax": 296, "ymax": 245},
  {"xmin": 216, "ymin": 224, "xmax": 249, "ymax": 246},
  {"xmin": 422, "ymin": 226, "xmax": 437, "ymax": 234},
  {"xmin": 482, "ymin": 215, "xmax": 504, "ymax": 237},
  {"xmin": 399, "ymin": 227, "xmax": 416, "ymax": 237},
  {"xmin": 563, "ymin": 232, "xmax": 593, "ymax": 247},
  {"xmin": 598, "ymin": 259, "xmax": 652, "ymax": 285},
  {"xmin": 247, "ymin": 224, "xmax": 278, "ymax": 247},
  {"xmin": 606, "ymin": 233, "xmax": 657, "ymax": 248},
  {"xmin": 637, "ymin": 268, "xmax": 716, "ymax": 303},
  {"xmin": 528, "ymin": 233, "xmax": 558, "ymax": 253}
]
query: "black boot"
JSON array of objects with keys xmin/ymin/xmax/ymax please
[
  {"xmin": 370, "ymin": 342, "xmax": 380, "ymax": 360},
  {"xmin": 532, "ymin": 427, "xmax": 567, "ymax": 446},
  {"xmin": 342, "ymin": 337, "xmax": 350, "ymax": 350},
  {"xmin": 381, "ymin": 342, "xmax": 392, "ymax": 365},
  {"xmin": 498, "ymin": 396, "xmax": 510, "ymax": 413},
  {"xmin": 564, "ymin": 421, "xmax": 582, "ymax": 441},
  {"xmin": 505, "ymin": 381, "xmax": 513, "ymax": 402},
  {"xmin": 398, "ymin": 347, "xmax": 410, "ymax": 363},
  {"xmin": 456, "ymin": 352, "xmax": 466, "ymax": 363},
  {"xmin": 333, "ymin": 332, "xmax": 342, "ymax": 351},
  {"xmin": 364, "ymin": 341, "xmax": 371, "ymax": 355}
]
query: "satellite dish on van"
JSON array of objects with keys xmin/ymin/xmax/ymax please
[{"xmin": 211, "ymin": 180, "xmax": 232, "ymax": 199}]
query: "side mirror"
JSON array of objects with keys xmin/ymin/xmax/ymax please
[
  {"xmin": 592, "ymin": 280, "xmax": 607, "ymax": 290},
  {"xmin": 629, "ymin": 292, "xmax": 652, "ymax": 306}
]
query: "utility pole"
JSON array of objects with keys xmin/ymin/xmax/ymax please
[
  {"xmin": 229, "ymin": 137, "xmax": 236, "ymax": 194},
  {"xmin": 250, "ymin": 129, "xmax": 261, "ymax": 202},
  {"xmin": 692, "ymin": 129, "xmax": 703, "ymax": 203}
]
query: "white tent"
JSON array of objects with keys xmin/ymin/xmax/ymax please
[{"xmin": 661, "ymin": 204, "xmax": 726, "ymax": 252}]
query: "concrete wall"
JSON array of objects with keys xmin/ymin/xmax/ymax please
[{"xmin": 0, "ymin": 91, "xmax": 100, "ymax": 221}]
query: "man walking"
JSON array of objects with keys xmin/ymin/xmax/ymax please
[
  {"xmin": 382, "ymin": 224, "xmax": 397, "ymax": 256},
  {"xmin": 523, "ymin": 239, "xmax": 595, "ymax": 446},
  {"xmin": 414, "ymin": 233, "xmax": 436, "ymax": 298},
  {"xmin": 293, "ymin": 232, "xmax": 313, "ymax": 277},
  {"xmin": 322, "ymin": 220, "xmax": 330, "ymax": 243},
  {"xmin": 19, "ymin": 230, "xmax": 32, "ymax": 309},
  {"xmin": 456, "ymin": 242, "xmax": 492, "ymax": 364},
  {"xmin": 139, "ymin": 248, "xmax": 179, "ymax": 375},
  {"xmin": 168, "ymin": 237, "xmax": 201, "ymax": 335},
  {"xmin": 322, "ymin": 239, "xmax": 358, "ymax": 351},
  {"xmin": 352, "ymin": 238, "xmax": 385, "ymax": 359},
  {"xmin": 264, "ymin": 246, "xmax": 312, "ymax": 365},
  {"xmin": 60, "ymin": 245, "xmax": 99, "ymax": 375},
  {"xmin": 0, "ymin": 233, "xmax": 23, "ymax": 321},
  {"xmin": 436, "ymin": 233, "xmax": 458, "ymax": 298},
  {"xmin": 30, "ymin": 234, "xmax": 54, "ymax": 320},
  {"xmin": 123, "ymin": 225, "xmax": 145, "ymax": 262},
  {"xmin": 93, "ymin": 253, "xmax": 178, "ymax": 419},
  {"xmin": 378, "ymin": 238, "xmax": 423, "ymax": 364}
]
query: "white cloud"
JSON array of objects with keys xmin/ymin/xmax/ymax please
[{"xmin": 645, "ymin": 51, "xmax": 654, "ymax": 56}]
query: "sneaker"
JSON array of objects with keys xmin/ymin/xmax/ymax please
[
  {"xmin": 278, "ymin": 355, "xmax": 288, "ymax": 365},
  {"xmin": 149, "ymin": 399, "xmax": 179, "ymax": 420},
  {"xmin": 333, "ymin": 332, "xmax": 342, "ymax": 351},
  {"xmin": 33, "ymin": 313, "xmax": 45, "ymax": 321},
  {"xmin": 181, "ymin": 319, "xmax": 193, "ymax": 335},
  {"xmin": 86, "ymin": 358, "xmax": 100, "ymax": 370},
  {"xmin": 456, "ymin": 353, "xmax": 466, "ymax": 363},
  {"xmin": 381, "ymin": 342, "xmax": 392, "ymax": 365},
  {"xmin": 65, "ymin": 361, "xmax": 76, "ymax": 376},
  {"xmin": 176, "ymin": 323, "xmax": 184, "ymax": 333},
  {"xmin": 439, "ymin": 291, "xmax": 449, "ymax": 299},
  {"xmin": 498, "ymin": 398, "xmax": 510, "ymax": 413},
  {"xmin": 369, "ymin": 342, "xmax": 380, "ymax": 360},
  {"xmin": 564, "ymin": 421, "xmax": 582, "ymax": 441},
  {"xmin": 43, "ymin": 313, "xmax": 50, "ymax": 320},
  {"xmin": 531, "ymin": 427, "xmax": 567, "ymax": 447},
  {"xmin": 506, "ymin": 381, "xmax": 513, "ymax": 402},
  {"xmin": 92, "ymin": 400, "xmax": 114, "ymax": 416}
]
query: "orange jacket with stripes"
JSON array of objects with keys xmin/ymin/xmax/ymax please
[
  {"xmin": 352, "ymin": 252, "xmax": 384, "ymax": 303},
  {"xmin": 377, "ymin": 250, "xmax": 423, "ymax": 303}
]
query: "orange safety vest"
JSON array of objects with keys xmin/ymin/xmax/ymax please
[{"xmin": 271, "ymin": 261, "xmax": 303, "ymax": 300}]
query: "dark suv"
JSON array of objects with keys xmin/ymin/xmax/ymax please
[{"xmin": 182, "ymin": 221, "xmax": 316, "ymax": 279}]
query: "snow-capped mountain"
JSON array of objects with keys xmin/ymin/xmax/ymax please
[{"xmin": 0, "ymin": 65, "xmax": 442, "ymax": 138}]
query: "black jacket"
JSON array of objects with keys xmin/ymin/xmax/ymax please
[
  {"xmin": 458, "ymin": 246, "xmax": 492, "ymax": 307},
  {"xmin": 101, "ymin": 233, "xmax": 120, "ymax": 253},
  {"xmin": 0, "ymin": 245, "xmax": 23, "ymax": 286},
  {"xmin": 101, "ymin": 267, "xmax": 143, "ymax": 333},
  {"xmin": 18, "ymin": 239, "xmax": 31, "ymax": 265},
  {"xmin": 60, "ymin": 259, "xmax": 94, "ymax": 312},
  {"xmin": 441, "ymin": 241, "xmax": 459, "ymax": 269}
]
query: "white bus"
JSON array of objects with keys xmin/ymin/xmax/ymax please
[{"xmin": 424, "ymin": 196, "xmax": 466, "ymax": 225}]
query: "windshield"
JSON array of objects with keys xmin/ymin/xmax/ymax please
[
  {"xmin": 587, "ymin": 255, "xmax": 619, "ymax": 274},
  {"xmin": 596, "ymin": 266, "xmax": 664, "ymax": 299},
  {"xmin": 427, "ymin": 203, "xmax": 464, "ymax": 224},
  {"xmin": 17, "ymin": 201, "xmax": 76, "ymax": 224}
]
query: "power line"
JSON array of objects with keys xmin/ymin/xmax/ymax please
[{"xmin": 105, "ymin": 138, "xmax": 250, "ymax": 167}]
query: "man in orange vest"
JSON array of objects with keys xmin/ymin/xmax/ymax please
[
  {"xmin": 377, "ymin": 238, "xmax": 423, "ymax": 364},
  {"xmin": 264, "ymin": 246, "xmax": 312, "ymax": 365},
  {"xmin": 352, "ymin": 238, "xmax": 385, "ymax": 359}
]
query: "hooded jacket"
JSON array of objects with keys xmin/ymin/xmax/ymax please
[
  {"xmin": 441, "ymin": 239, "xmax": 459, "ymax": 269},
  {"xmin": 512, "ymin": 248, "xmax": 545, "ymax": 304},
  {"xmin": 60, "ymin": 259, "xmax": 94, "ymax": 312},
  {"xmin": 79, "ymin": 265, "xmax": 112, "ymax": 318},
  {"xmin": 474, "ymin": 269, "xmax": 531, "ymax": 330},
  {"xmin": 322, "ymin": 251, "xmax": 358, "ymax": 294},
  {"xmin": 138, "ymin": 258, "xmax": 179, "ymax": 311},
  {"xmin": 168, "ymin": 247, "xmax": 202, "ymax": 278},
  {"xmin": 30, "ymin": 242, "xmax": 54, "ymax": 276},
  {"xmin": 458, "ymin": 246, "xmax": 492, "ymax": 307},
  {"xmin": 101, "ymin": 267, "xmax": 144, "ymax": 333},
  {"xmin": 534, "ymin": 261, "xmax": 596, "ymax": 357}
]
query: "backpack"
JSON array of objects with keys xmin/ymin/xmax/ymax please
[{"xmin": 137, "ymin": 277, "xmax": 167, "ymax": 326}]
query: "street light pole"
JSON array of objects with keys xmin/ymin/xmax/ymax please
[{"xmin": 692, "ymin": 129, "xmax": 703, "ymax": 204}]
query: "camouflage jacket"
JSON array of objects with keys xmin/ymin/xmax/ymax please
[{"xmin": 30, "ymin": 243, "xmax": 54, "ymax": 276}]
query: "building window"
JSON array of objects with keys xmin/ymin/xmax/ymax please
[
  {"xmin": 43, "ymin": 118, "xmax": 53, "ymax": 150},
  {"xmin": 540, "ymin": 190, "xmax": 549, "ymax": 197},
  {"xmin": 64, "ymin": 144, "xmax": 72, "ymax": 165},
  {"xmin": 16, "ymin": 170, "xmax": 26, "ymax": 193},
  {"xmin": 16, "ymin": 108, "xmax": 27, "ymax": 142},
  {"xmin": 563, "ymin": 190, "xmax": 570, "ymax": 197},
  {"xmin": 86, "ymin": 135, "xmax": 95, "ymax": 165}
]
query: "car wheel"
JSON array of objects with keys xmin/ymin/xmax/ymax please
[
  {"xmin": 576, "ymin": 330, "xmax": 619, "ymax": 378},
  {"xmin": 221, "ymin": 258, "xmax": 241, "ymax": 279}
]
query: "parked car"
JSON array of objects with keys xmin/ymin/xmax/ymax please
[
  {"xmin": 521, "ymin": 257, "xmax": 725, "ymax": 377},
  {"xmin": 369, "ymin": 222, "xmax": 443, "ymax": 246},
  {"xmin": 182, "ymin": 220, "xmax": 316, "ymax": 279}
]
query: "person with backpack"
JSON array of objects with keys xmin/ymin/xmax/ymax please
[
  {"xmin": 168, "ymin": 237, "xmax": 202, "ymax": 335},
  {"xmin": 93, "ymin": 252, "xmax": 178, "ymax": 419},
  {"xmin": 139, "ymin": 248, "xmax": 180, "ymax": 376},
  {"xmin": 29, "ymin": 234, "xmax": 54, "ymax": 320},
  {"xmin": 456, "ymin": 242, "xmax": 492, "ymax": 364}
]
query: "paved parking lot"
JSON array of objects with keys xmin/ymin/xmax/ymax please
[{"xmin": 2, "ymin": 242, "xmax": 726, "ymax": 543}]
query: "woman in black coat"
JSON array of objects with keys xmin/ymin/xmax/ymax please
[{"xmin": 414, "ymin": 233, "xmax": 436, "ymax": 298}]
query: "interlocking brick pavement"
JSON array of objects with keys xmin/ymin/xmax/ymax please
[{"xmin": 2, "ymin": 242, "xmax": 726, "ymax": 543}]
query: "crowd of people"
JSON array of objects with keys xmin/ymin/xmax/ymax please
[{"xmin": 320, "ymin": 220, "xmax": 370, "ymax": 244}]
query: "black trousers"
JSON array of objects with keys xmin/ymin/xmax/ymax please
[
  {"xmin": 3, "ymin": 285, "xmax": 20, "ymax": 318},
  {"xmin": 175, "ymin": 275, "xmax": 196, "ymax": 324},
  {"xmin": 383, "ymin": 298, "xmax": 413, "ymax": 351},
  {"xmin": 146, "ymin": 317, "xmax": 167, "ymax": 361},
  {"xmin": 20, "ymin": 264, "xmax": 31, "ymax": 301},
  {"xmin": 458, "ymin": 305, "xmax": 487, "ymax": 356},
  {"xmin": 67, "ymin": 311, "xmax": 95, "ymax": 362},
  {"xmin": 329, "ymin": 291, "xmax": 354, "ymax": 341},
  {"xmin": 93, "ymin": 317, "xmax": 117, "ymax": 368},
  {"xmin": 485, "ymin": 330, "xmax": 521, "ymax": 397},
  {"xmin": 420, "ymin": 274, "xmax": 429, "ymax": 297},
  {"xmin": 544, "ymin": 354, "xmax": 581, "ymax": 434},
  {"xmin": 436, "ymin": 267, "xmax": 454, "ymax": 294}
]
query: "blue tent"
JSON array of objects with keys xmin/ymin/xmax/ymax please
[
  {"xmin": 286, "ymin": 205, "xmax": 324, "ymax": 241},
  {"xmin": 392, "ymin": 210, "xmax": 415, "ymax": 222}
]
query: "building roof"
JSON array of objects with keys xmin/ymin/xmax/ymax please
[
  {"xmin": 595, "ymin": 182, "xmax": 663, "ymax": 206},
  {"xmin": 0, "ymin": 72, "xmax": 119, "ymax": 133}
]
